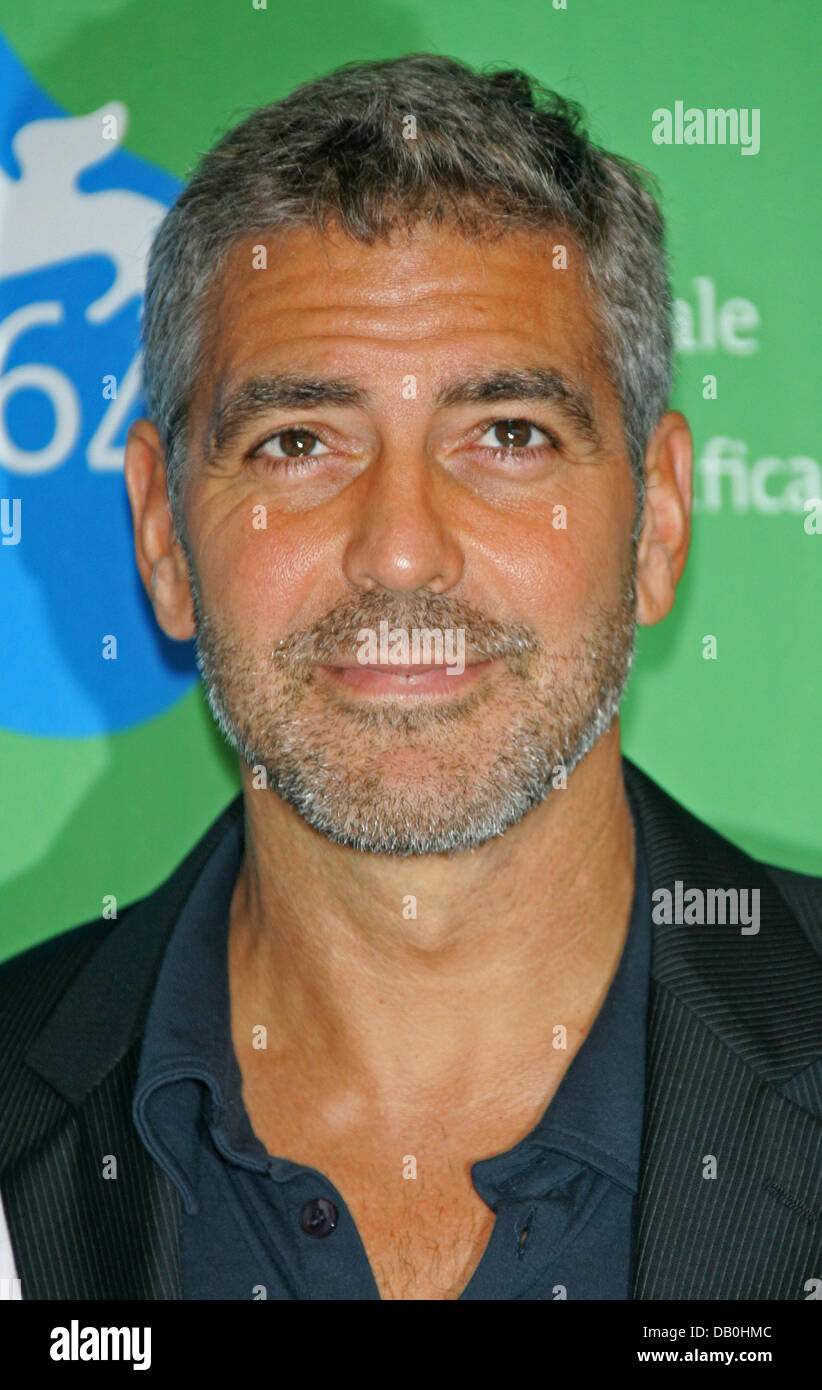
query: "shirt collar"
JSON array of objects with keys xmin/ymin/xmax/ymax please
[{"xmin": 133, "ymin": 808, "xmax": 264, "ymax": 1214}]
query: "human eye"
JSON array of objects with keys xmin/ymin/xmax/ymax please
[
  {"xmin": 249, "ymin": 427, "xmax": 332, "ymax": 473},
  {"xmin": 474, "ymin": 418, "xmax": 560, "ymax": 458}
]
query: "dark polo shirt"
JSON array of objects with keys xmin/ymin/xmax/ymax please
[{"xmin": 133, "ymin": 790, "xmax": 651, "ymax": 1299}]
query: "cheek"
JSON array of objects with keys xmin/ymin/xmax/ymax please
[
  {"xmin": 207, "ymin": 521, "xmax": 338, "ymax": 641},
  {"xmin": 485, "ymin": 504, "xmax": 625, "ymax": 635},
  {"xmin": 564, "ymin": 471, "xmax": 635, "ymax": 600}
]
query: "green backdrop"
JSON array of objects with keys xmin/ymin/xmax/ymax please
[{"xmin": 1, "ymin": 0, "xmax": 819, "ymax": 962}]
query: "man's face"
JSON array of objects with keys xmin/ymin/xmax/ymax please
[{"xmin": 180, "ymin": 221, "xmax": 638, "ymax": 855}]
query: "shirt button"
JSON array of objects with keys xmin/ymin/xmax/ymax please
[{"xmin": 300, "ymin": 1198, "xmax": 338, "ymax": 1238}]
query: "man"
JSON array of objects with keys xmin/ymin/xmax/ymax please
[{"xmin": 0, "ymin": 55, "xmax": 820, "ymax": 1302}]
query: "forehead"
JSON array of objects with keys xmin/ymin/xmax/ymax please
[{"xmin": 195, "ymin": 221, "xmax": 611, "ymax": 416}]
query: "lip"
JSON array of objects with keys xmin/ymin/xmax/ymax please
[{"xmin": 316, "ymin": 659, "xmax": 494, "ymax": 696}]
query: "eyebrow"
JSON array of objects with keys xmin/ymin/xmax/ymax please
[
  {"xmin": 207, "ymin": 364, "xmax": 601, "ymax": 457},
  {"xmin": 208, "ymin": 375, "xmax": 370, "ymax": 455},
  {"xmin": 434, "ymin": 367, "xmax": 601, "ymax": 448}
]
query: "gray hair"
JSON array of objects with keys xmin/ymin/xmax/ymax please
[{"xmin": 140, "ymin": 54, "xmax": 674, "ymax": 542}]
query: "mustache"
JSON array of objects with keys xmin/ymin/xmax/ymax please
[{"xmin": 267, "ymin": 592, "xmax": 540, "ymax": 669}]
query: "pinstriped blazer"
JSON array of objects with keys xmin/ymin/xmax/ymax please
[{"xmin": 0, "ymin": 757, "xmax": 820, "ymax": 1300}]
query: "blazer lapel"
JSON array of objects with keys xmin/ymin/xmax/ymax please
[
  {"xmin": 4, "ymin": 794, "xmax": 244, "ymax": 1299},
  {"xmin": 2, "ymin": 1046, "xmax": 183, "ymax": 1299},
  {"xmin": 624, "ymin": 759, "xmax": 822, "ymax": 1298}
]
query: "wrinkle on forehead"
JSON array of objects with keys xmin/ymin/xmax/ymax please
[{"xmin": 191, "ymin": 220, "xmax": 616, "ymax": 455}]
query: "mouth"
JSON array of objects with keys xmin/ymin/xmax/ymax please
[{"xmin": 315, "ymin": 659, "xmax": 495, "ymax": 697}]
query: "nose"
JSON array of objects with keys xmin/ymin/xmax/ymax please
[{"xmin": 341, "ymin": 446, "xmax": 465, "ymax": 595}]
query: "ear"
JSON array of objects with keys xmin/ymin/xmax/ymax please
[
  {"xmin": 635, "ymin": 411, "xmax": 693, "ymax": 626},
  {"xmin": 124, "ymin": 419, "xmax": 196, "ymax": 641}
]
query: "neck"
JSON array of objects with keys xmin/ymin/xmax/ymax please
[{"xmin": 228, "ymin": 723, "xmax": 636, "ymax": 1111}]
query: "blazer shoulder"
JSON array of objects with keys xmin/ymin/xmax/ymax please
[
  {"xmin": 0, "ymin": 914, "xmax": 120, "ymax": 1061},
  {"xmin": 625, "ymin": 758, "xmax": 822, "ymax": 915},
  {"xmin": 0, "ymin": 791, "xmax": 245, "ymax": 1052},
  {"xmin": 0, "ymin": 792, "xmax": 245, "ymax": 1122}
]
